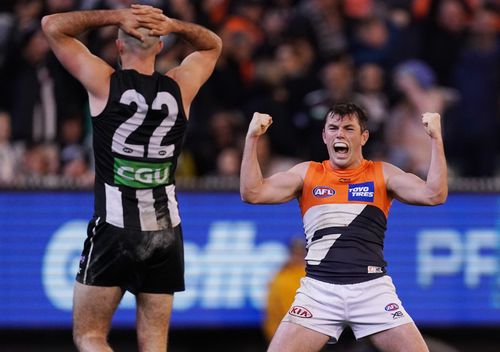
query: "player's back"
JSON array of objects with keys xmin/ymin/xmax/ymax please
[{"xmin": 91, "ymin": 69, "xmax": 188, "ymax": 231}]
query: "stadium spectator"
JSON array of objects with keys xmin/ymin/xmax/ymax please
[
  {"xmin": 293, "ymin": 0, "xmax": 348, "ymax": 60},
  {"xmin": 263, "ymin": 236, "xmax": 306, "ymax": 342},
  {"xmin": 0, "ymin": 110, "xmax": 20, "ymax": 183},
  {"xmin": 22, "ymin": 142, "xmax": 60, "ymax": 177},
  {"xmin": 188, "ymin": 109, "xmax": 246, "ymax": 176},
  {"xmin": 385, "ymin": 59, "xmax": 457, "ymax": 178},
  {"xmin": 451, "ymin": 3, "xmax": 500, "ymax": 177},
  {"xmin": 353, "ymin": 62, "xmax": 389, "ymax": 160},
  {"xmin": 255, "ymin": 134, "xmax": 302, "ymax": 177},
  {"xmin": 349, "ymin": 16, "xmax": 393, "ymax": 69},
  {"xmin": 421, "ymin": 0, "xmax": 470, "ymax": 86},
  {"xmin": 215, "ymin": 146, "xmax": 242, "ymax": 177},
  {"xmin": 298, "ymin": 55, "xmax": 356, "ymax": 161}
]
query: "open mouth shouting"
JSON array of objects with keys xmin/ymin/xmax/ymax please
[{"xmin": 333, "ymin": 142, "xmax": 349, "ymax": 155}]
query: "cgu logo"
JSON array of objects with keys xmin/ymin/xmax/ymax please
[
  {"xmin": 384, "ymin": 303, "xmax": 399, "ymax": 311},
  {"xmin": 289, "ymin": 306, "xmax": 313, "ymax": 318},
  {"xmin": 312, "ymin": 186, "xmax": 335, "ymax": 198},
  {"xmin": 114, "ymin": 157, "xmax": 172, "ymax": 188},
  {"xmin": 117, "ymin": 166, "xmax": 169, "ymax": 184}
]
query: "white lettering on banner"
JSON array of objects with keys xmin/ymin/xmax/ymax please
[
  {"xmin": 349, "ymin": 187, "xmax": 373, "ymax": 197},
  {"xmin": 42, "ymin": 221, "xmax": 287, "ymax": 311},
  {"xmin": 178, "ymin": 221, "xmax": 287, "ymax": 310},
  {"xmin": 417, "ymin": 229, "xmax": 498, "ymax": 288},
  {"xmin": 42, "ymin": 220, "xmax": 88, "ymax": 310},
  {"xmin": 351, "ymin": 192, "xmax": 373, "ymax": 197}
]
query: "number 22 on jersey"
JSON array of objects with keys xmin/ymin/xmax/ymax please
[{"xmin": 112, "ymin": 89, "xmax": 178, "ymax": 159}]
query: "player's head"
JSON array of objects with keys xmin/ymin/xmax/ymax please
[
  {"xmin": 116, "ymin": 28, "xmax": 163, "ymax": 58},
  {"xmin": 322, "ymin": 102, "xmax": 369, "ymax": 168},
  {"xmin": 323, "ymin": 103, "xmax": 368, "ymax": 132}
]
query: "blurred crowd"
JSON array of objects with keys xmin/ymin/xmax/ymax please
[{"xmin": 0, "ymin": 0, "xmax": 499, "ymax": 188}]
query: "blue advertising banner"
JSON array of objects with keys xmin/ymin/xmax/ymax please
[{"xmin": 0, "ymin": 192, "xmax": 499, "ymax": 328}]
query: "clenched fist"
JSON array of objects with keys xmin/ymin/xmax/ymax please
[
  {"xmin": 247, "ymin": 112, "xmax": 273, "ymax": 138},
  {"xmin": 422, "ymin": 112, "xmax": 442, "ymax": 139}
]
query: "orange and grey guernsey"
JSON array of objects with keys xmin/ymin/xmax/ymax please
[
  {"xmin": 299, "ymin": 159, "xmax": 391, "ymax": 284},
  {"xmin": 92, "ymin": 70, "xmax": 187, "ymax": 231}
]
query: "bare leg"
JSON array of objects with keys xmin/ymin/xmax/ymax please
[
  {"xmin": 368, "ymin": 322, "xmax": 429, "ymax": 352},
  {"xmin": 73, "ymin": 282, "xmax": 124, "ymax": 352},
  {"xmin": 136, "ymin": 292, "xmax": 174, "ymax": 352},
  {"xmin": 267, "ymin": 321, "xmax": 330, "ymax": 352}
]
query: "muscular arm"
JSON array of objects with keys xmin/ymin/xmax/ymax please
[
  {"xmin": 240, "ymin": 113, "xmax": 306, "ymax": 204},
  {"xmin": 384, "ymin": 113, "xmax": 448, "ymax": 205},
  {"xmin": 41, "ymin": 7, "xmax": 161, "ymax": 113},
  {"xmin": 139, "ymin": 5, "xmax": 222, "ymax": 117},
  {"xmin": 41, "ymin": 10, "xmax": 121, "ymax": 101}
]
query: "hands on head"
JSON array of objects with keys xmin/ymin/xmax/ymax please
[{"xmin": 121, "ymin": 4, "xmax": 174, "ymax": 41}]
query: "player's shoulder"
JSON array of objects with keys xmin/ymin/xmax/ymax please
[
  {"xmin": 165, "ymin": 66, "xmax": 182, "ymax": 83},
  {"xmin": 381, "ymin": 161, "xmax": 403, "ymax": 175},
  {"xmin": 380, "ymin": 161, "xmax": 406, "ymax": 184},
  {"xmin": 289, "ymin": 161, "xmax": 312, "ymax": 177}
]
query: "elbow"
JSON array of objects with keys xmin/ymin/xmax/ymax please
[
  {"xmin": 41, "ymin": 15, "xmax": 57, "ymax": 35},
  {"xmin": 240, "ymin": 186, "xmax": 263, "ymax": 204},
  {"xmin": 240, "ymin": 190, "xmax": 259, "ymax": 204},
  {"xmin": 428, "ymin": 188, "xmax": 448, "ymax": 205},
  {"xmin": 213, "ymin": 34, "xmax": 223, "ymax": 56}
]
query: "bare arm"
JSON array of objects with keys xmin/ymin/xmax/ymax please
[
  {"xmin": 240, "ymin": 112, "xmax": 306, "ymax": 204},
  {"xmin": 384, "ymin": 112, "xmax": 448, "ymax": 205},
  {"xmin": 41, "ymin": 7, "xmax": 162, "ymax": 112},
  {"xmin": 135, "ymin": 4, "xmax": 222, "ymax": 117},
  {"xmin": 395, "ymin": 73, "xmax": 446, "ymax": 113}
]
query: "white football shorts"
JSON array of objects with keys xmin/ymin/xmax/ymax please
[{"xmin": 282, "ymin": 275, "xmax": 414, "ymax": 342}]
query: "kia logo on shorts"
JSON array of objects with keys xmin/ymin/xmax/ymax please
[
  {"xmin": 312, "ymin": 186, "xmax": 335, "ymax": 198},
  {"xmin": 289, "ymin": 306, "xmax": 313, "ymax": 318},
  {"xmin": 385, "ymin": 303, "xmax": 399, "ymax": 311}
]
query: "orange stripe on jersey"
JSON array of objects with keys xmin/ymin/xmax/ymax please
[{"xmin": 299, "ymin": 160, "xmax": 391, "ymax": 218}]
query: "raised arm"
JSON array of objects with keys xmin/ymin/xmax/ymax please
[
  {"xmin": 133, "ymin": 4, "xmax": 222, "ymax": 117},
  {"xmin": 240, "ymin": 112, "xmax": 307, "ymax": 204},
  {"xmin": 384, "ymin": 112, "xmax": 448, "ymax": 205},
  {"xmin": 41, "ymin": 7, "xmax": 162, "ymax": 113}
]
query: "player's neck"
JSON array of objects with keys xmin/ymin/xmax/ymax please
[
  {"xmin": 328, "ymin": 155, "xmax": 365, "ymax": 171},
  {"xmin": 120, "ymin": 55, "xmax": 156, "ymax": 75}
]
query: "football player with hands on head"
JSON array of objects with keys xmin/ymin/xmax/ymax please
[{"xmin": 42, "ymin": 4, "xmax": 221, "ymax": 351}]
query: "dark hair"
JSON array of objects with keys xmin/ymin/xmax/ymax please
[{"xmin": 324, "ymin": 103, "xmax": 368, "ymax": 132}]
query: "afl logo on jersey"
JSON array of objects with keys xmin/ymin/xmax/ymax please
[
  {"xmin": 313, "ymin": 186, "xmax": 335, "ymax": 198},
  {"xmin": 385, "ymin": 303, "xmax": 399, "ymax": 311}
]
